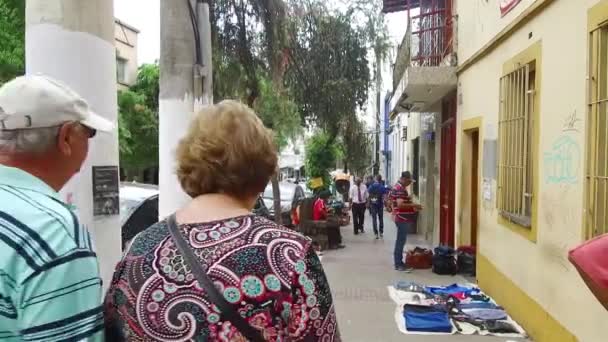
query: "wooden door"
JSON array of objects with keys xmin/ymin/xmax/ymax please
[{"xmin": 440, "ymin": 93, "xmax": 457, "ymax": 247}]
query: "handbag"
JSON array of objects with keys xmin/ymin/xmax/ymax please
[
  {"xmin": 167, "ymin": 214, "xmax": 266, "ymax": 341},
  {"xmin": 405, "ymin": 247, "xmax": 433, "ymax": 269}
]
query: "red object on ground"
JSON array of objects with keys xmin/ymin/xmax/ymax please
[
  {"xmin": 457, "ymin": 245, "xmax": 476, "ymax": 255},
  {"xmin": 569, "ymin": 234, "xmax": 608, "ymax": 310},
  {"xmin": 405, "ymin": 248, "xmax": 433, "ymax": 269}
]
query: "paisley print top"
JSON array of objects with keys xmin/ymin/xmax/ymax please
[{"xmin": 104, "ymin": 214, "xmax": 340, "ymax": 341}]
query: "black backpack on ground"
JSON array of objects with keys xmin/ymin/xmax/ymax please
[
  {"xmin": 457, "ymin": 251, "xmax": 476, "ymax": 276},
  {"xmin": 432, "ymin": 246, "xmax": 458, "ymax": 275}
]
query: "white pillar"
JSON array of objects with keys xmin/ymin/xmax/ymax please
[
  {"xmin": 26, "ymin": 0, "xmax": 120, "ymax": 287},
  {"xmin": 159, "ymin": 0, "xmax": 199, "ymax": 218}
]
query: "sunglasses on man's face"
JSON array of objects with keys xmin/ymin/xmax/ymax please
[{"xmin": 83, "ymin": 126, "xmax": 97, "ymax": 138}]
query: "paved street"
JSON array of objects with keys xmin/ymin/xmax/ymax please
[{"xmin": 321, "ymin": 211, "xmax": 528, "ymax": 342}]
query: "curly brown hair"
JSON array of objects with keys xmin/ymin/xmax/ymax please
[{"xmin": 175, "ymin": 100, "xmax": 277, "ymax": 199}]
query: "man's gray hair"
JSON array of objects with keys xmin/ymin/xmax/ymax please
[{"xmin": 0, "ymin": 127, "xmax": 60, "ymax": 154}]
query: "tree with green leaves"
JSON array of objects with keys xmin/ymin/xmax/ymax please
[
  {"xmin": 0, "ymin": 0, "xmax": 25, "ymax": 85},
  {"xmin": 210, "ymin": 0, "xmax": 299, "ymax": 224},
  {"xmin": 286, "ymin": 7, "xmax": 370, "ymax": 141},
  {"xmin": 341, "ymin": 117, "xmax": 372, "ymax": 176},
  {"xmin": 305, "ymin": 131, "xmax": 339, "ymax": 193},
  {"xmin": 118, "ymin": 64, "xmax": 160, "ymax": 181}
]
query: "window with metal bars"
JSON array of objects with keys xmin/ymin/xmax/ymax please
[
  {"xmin": 586, "ymin": 24, "xmax": 608, "ymax": 238},
  {"xmin": 497, "ymin": 62, "xmax": 536, "ymax": 228}
]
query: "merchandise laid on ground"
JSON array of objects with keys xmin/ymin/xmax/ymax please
[{"xmin": 388, "ymin": 282, "xmax": 527, "ymax": 338}]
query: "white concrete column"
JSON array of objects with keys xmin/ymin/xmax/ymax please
[
  {"xmin": 158, "ymin": 0, "xmax": 199, "ymax": 218},
  {"xmin": 26, "ymin": 0, "xmax": 120, "ymax": 287}
]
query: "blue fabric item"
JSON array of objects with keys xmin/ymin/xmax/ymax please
[
  {"xmin": 404, "ymin": 308, "xmax": 452, "ymax": 333},
  {"xmin": 426, "ymin": 284, "xmax": 481, "ymax": 296}
]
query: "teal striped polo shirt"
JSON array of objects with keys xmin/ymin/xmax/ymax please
[{"xmin": 0, "ymin": 165, "xmax": 103, "ymax": 341}]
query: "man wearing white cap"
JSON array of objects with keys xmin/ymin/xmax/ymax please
[{"xmin": 0, "ymin": 75, "xmax": 113, "ymax": 341}]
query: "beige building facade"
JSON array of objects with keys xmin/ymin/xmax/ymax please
[
  {"xmin": 114, "ymin": 18, "xmax": 139, "ymax": 90},
  {"xmin": 456, "ymin": 0, "xmax": 608, "ymax": 341}
]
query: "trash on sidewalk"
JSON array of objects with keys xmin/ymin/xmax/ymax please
[{"xmin": 387, "ymin": 282, "xmax": 527, "ymax": 338}]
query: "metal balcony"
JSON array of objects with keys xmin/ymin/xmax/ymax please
[{"xmin": 388, "ymin": 0, "xmax": 457, "ymax": 115}]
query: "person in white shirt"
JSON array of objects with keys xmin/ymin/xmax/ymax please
[{"xmin": 349, "ymin": 177, "xmax": 368, "ymax": 235}]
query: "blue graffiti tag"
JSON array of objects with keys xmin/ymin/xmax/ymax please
[{"xmin": 544, "ymin": 135, "xmax": 581, "ymax": 184}]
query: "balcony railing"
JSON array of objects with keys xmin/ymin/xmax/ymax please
[{"xmin": 391, "ymin": 0, "xmax": 454, "ymax": 90}]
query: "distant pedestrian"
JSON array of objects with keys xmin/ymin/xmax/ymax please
[
  {"xmin": 368, "ymin": 175, "xmax": 388, "ymax": 239},
  {"xmin": 0, "ymin": 75, "xmax": 113, "ymax": 341},
  {"xmin": 390, "ymin": 171, "xmax": 423, "ymax": 272},
  {"xmin": 349, "ymin": 177, "xmax": 368, "ymax": 234},
  {"xmin": 365, "ymin": 175, "xmax": 374, "ymax": 189},
  {"xmin": 314, "ymin": 190, "xmax": 345, "ymax": 249}
]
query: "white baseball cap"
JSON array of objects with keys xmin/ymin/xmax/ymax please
[{"xmin": 0, "ymin": 75, "xmax": 114, "ymax": 133}]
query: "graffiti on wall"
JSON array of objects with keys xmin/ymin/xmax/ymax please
[
  {"xmin": 544, "ymin": 135, "xmax": 581, "ymax": 184},
  {"xmin": 562, "ymin": 110, "xmax": 582, "ymax": 133},
  {"xmin": 500, "ymin": 0, "xmax": 522, "ymax": 17}
]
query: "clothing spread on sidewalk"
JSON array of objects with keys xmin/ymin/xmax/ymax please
[
  {"xmin": 105, "ymin": 214, "xmax": 340, "ymax": 341},
  {"xmin": 0, "ymin": 165, "xmax": 103, "ymax": 342},
  {"xmin": 388, "ymin": 282, "xmax": 526, "ymax": 337},
  {"xmin": 389, "ymin": 182, "xmax": 417, "ymax": 222}
]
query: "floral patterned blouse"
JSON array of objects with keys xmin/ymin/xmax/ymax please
[{"xmin": 104, "ymin": 214, "xmax": 340, "ymax": 341}]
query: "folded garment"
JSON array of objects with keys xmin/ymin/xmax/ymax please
[
  {"xmin": 426, "ymin": 284, "xmax": 481, "ymax": 296},
  {"xmin": 403, "ymin": 304, "xmax": 453, "ymax": 333},
  {"xmin": 461, "ymin": 308, "xmax": 508, "ymax": 321},
  {"xmin": 485, "ymin": 320, "xmax": 520, "ymax": 334},
  {"xmin": 457, "ymin": 302, "xmax": 501, "ymax": 310},
  {"xmin": 469, "ymin": 293, "xmax": 491, "ymax": 302},
  {"xmin": 395, "ymin": 281, "xmax": 426, "ymax": 293}
]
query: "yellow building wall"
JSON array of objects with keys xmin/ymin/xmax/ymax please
[
  {"xmin": 456, "ymin": 0, "xmax": 608, "ymax": 341},
  {"xmin": 457, "ymin": 0, "xmax": 540, "ymax": 62}
]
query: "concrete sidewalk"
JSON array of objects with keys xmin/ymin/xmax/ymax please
[{"xmin": 321, "ymin": 211, "xmax": 529, "ymax": 342}]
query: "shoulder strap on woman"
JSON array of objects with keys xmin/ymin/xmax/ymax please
[{"xmin": 166, "ymin": 214, "xmax": 265, "ymax": 341}]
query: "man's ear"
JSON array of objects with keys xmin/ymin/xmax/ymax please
[{"xmin": 56, "ymin": 123, "xmax": 73, "ymax": 156}]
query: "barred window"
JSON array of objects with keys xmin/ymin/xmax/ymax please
[
  {"xmin": 586, "ymin": 24, "xmax": 608, "ymax": 238},
  {"xmin": 497, "ymin": 62, "xmax": 536, "ymax": 228}
]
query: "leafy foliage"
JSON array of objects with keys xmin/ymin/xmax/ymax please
[
  {"xmin": 286, "ymin": 9, "xmax": 370, "ymax": 140},
  {"xmin": 341, "ymin": 117, "xmax": 372, "ymax": 176},
  {"xmin": 118, "ymin": 64, "xmax": 160, "ymax": 173},
  {"xmin": 254, "ymin": 76, "xmax": 301, "ymax": 151},
  {"xmin": 0, "ymin": 0, "xmax": 25, "ymax": 85},
  {"xmin": 305, "ymin": 131, "xmax": 339, "ymax": 191},
  {"xmin": 130, "ymin": 63, "xmax": 160, "ymax": 111}
]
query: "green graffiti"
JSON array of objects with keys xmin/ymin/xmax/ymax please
[{"xmin": 544, "ymin": 135, "xmax": 580, "ymax": 184}]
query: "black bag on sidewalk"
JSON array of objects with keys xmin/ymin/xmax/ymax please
[
  {"xmin": 432, "ymin": 246, "xmax": 458, "ymax": 275},
  {"xmin": 167, "ymin": 214, "xmax": 265, "ymax": 342},
  {"xmin": 457, "ymin": 251, "xmax": 476, "ymax": 276}
]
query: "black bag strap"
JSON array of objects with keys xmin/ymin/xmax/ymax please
[{"xmin": 166, "ymin": 214, "xmax": 265, "ymax": 342}]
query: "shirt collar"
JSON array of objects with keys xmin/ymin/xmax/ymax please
[{"xmin": 0, "ymin": 165, "xmax": 61, "ymax": 200}]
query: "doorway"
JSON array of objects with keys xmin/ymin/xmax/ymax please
[
  {"xmin": 412, "ymin": 137, "xmax": 420, "ymax": 196},
  {"xmin": 470, "ymin": 130, "xmax": 479, "ymax": 248},
  {"xmin": 440, "ymin": 93, "xmax": 457, "ymax": 247}
]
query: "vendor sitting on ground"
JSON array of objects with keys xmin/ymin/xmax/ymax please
[{"xmin": 313, "ymin": 190, "xmax": 345, "ymax": 250}]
